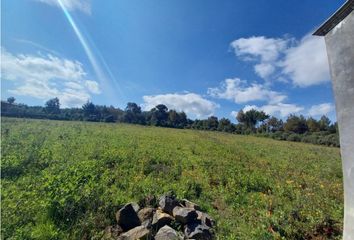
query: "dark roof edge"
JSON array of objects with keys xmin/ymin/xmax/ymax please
[{"xmin": 313, "ymin": 0, "xmax": 354, "ymax": 36}]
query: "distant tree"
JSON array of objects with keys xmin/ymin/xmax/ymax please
[
  {"xmin": 7, "ymin": 97, "xmax": 15, "ymax": 104},
  {"xmin": 125, "ymin": 102, "xmax": 142, "ymax": 115},
  {"xmin": 307, "ymin": 117, "xmax": 320, "ymax": 132},
  {"xmin": 319, "ymin": 115, "xmax": 331, "ymax": 131},
  {"xmin": 150, "ymin": 104, "xmax": 169, "ymax": 126},
  {"xmin": 178, "ymin": 112, "xmax": 187, "ymax": 128},
  {"xmin": 45, "ymin": 97, "xmax": 60, "ymax": 114},
  {"xmin": 217, "ymin": 118, "xmax": 233, "ymax": 132},
  {"xmin": 236, "ymin": 109, "xmax": 269, "ymax": 131},
  {"xmin": 328, "ymin": 122, "xmax": 338, "ymax": 134},
  {"xmin": 82, "ymin": 101, "xmax": 96, "ymax": 117},
  {"xmin": 167, "ymin": 110, "xmax": 178, "ymax": 127},
  {"xmin": 206, "ymin": 116, "xmax": 219, "ymax": 131},
  {"xmin": 266, "ymin": 116, "xmax": 283, "ymax": 132},
  {"xmin": 124, "ymin": 102, "xmax": 143, "ymax": 124},
  {"xmin": 284, "ymin": 115, "xmax": 308, "ymax": 134},
  {"xmin": 236, "ymin": 110, "xmax": 246, "ymax": 124}
]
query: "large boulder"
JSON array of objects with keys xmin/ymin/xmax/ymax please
[
  {"xmin": 196, "ymin": 211, "xmax": 216, "ymax": 228},
  {"xmin": 158, "ymin": 193, "xmax": 179, "ymax": 215},
  {"xmin": 152, "ymin": 209, "xmax": 174, "ymax": 230},
  {"xmin": 172, "ymin": 206, "xmax": 198, "ymax": 224},
  {"xmin": 118, "ymin": 226, "xmax": 151, "ymax": 240},
  {"xmin": 184, "ymin": 221, "xmax": 213, "ymax": 240},
  {"xmin": 181, "ymin": 199, "xmax": 202, "ymax": 211},
  {"xmin": 115, "ymin": 203, "xmax": 141, "ymax": 231},
  {"xmin": 155, "ymin": 225, "xmax": 183, "ymax": 240}
]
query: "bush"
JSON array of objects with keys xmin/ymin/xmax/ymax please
[
  {"xmin": 301, "ymin": 134, "xmax": 319, "ymax": 145},
  {"xmin": 287, "ymin": 133, "xmax": 302, "ymax": 142}
]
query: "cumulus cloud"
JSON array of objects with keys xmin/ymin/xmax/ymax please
[
  {"xmin": 208, "ymin": 78, "xmax": 287, "ymax": 104},
  {"xmin": 33, "ymin": 0, "xmax": 91, "ymax": 14},
  {"xmin": 1, "ymin": 48, "xmax": 100, "ymax": 107},
  {"xmin": 308, "ymin": 103, "xmax": 334, "ymax": 117},
  {"xmin": 281, "ymin": 35, "xmax": 330, "ymax": 87},
  {"xmin": 230, "ymin": 34, "xmax": 330, "ymax": 87},
  {"xmin": 142, "ymin": 93, "xmax": 219, "ymax": 118},
  {"xmin": 231, "ymin": 36, "xmax": 288, "ymax": 79},
  {"xmin": 231, "ymin": 103, "xmax": 304, "ymax": 119},
  {"xmin": 254, "ymin": 63, "xmax": 276, "ymax": 79},
  {"xmin": 231, "ymin": 36, "xmax": 288, "ymax": 62}
]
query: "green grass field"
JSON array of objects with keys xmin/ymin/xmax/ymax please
[{"xmin": 1, "ymin": 117, "xmax": 343, "ymax": 239}]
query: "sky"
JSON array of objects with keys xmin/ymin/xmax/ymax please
[{"xmin": 1, "ymin": 0, "xmax": 345, "ymax": 121}]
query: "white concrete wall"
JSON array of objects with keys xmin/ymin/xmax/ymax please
[{"xmin": 325, "ymin": 10, "xmax": 354, "ymax": 240}]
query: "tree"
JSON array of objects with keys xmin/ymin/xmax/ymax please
[
  {"xmin": 284, "ymin": 115, "xmax": 308, "ymax": 134},
  {"xmin": 307, "ymin": 117, "xmax": 320, "ymax": 132},
  {"xmin": 236, "ymin": 109, "xmax": 269, "ymax": 131},
  {"xmin": 7, "ymin": 97, "xmax": 15, "ymax": 104},
  {"xmin": 45, "ymin": 97, "xmax": 60, "ymax": 114},
  {"xmin": 206, "ymin": 116, "xmax": 219, "ymax": 131},
  {"xmin": 217, "ymin": 118, "xmax": 233, "ymax": 132},
  {"xmin": 319, "ymin": 115, "xmax": 331, "ymax": 131},
  {"xmin": 236, "ymin": 110, "xmax": 246, "ymax": 123},
  {"xmin": 150, "ymin": 104, "xmax": 169, "ymax": 126},
  {"xmin": 124, "ymin": 102, "xmax": 142, "ymax": 124},
  {"xmin": 167, "ymin": 110, "xmax": 179, "ymax": 127},
  {"xmin": 82, "ymin": 101, "xmax": 96, "ymax": 116},
  {"xmin": 125, "ymin": 102, "xmax": 142, "ymax": 115},
  {"xmin": 266, "ymin": 116, "xmax": 283, "ymax": 132}
]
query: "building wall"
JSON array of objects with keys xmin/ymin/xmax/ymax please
[{"xmin": 325, "ymin": 10, "xmax": 354, "ymax": 240}]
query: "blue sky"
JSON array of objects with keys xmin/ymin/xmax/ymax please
[{"xmin": 1, "ymin": 0, "xmax": 344, "ymax": 121}]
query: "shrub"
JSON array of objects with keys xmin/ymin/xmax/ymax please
[{"xmin": 287, "ymin": 133, "xmax": 302, "ymax": 142}]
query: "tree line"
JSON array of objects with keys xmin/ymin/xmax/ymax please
[{"xmin": 1, "ymin": 97, "xmax": 339, "ymax": 147}]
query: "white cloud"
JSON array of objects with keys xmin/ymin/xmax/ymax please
[
  {"xmin": 230, "ymin": 103, "xmax": 303, "ymax": 119},
  {"xmin": 257, "ymin": 103, "xmax": 304, "ymax": 117},
  {"xmin": 142, "ymin": 93, "xmax": 219, "ymax": 118},
  {"xmin": 1, "ymin": 48, "xmax": 100, "ymax": 107},
  {"xmin": 254, "ymin": 63, "xmax": 276, "ymax": 79},
  {"xmin": 231, "ymin": 36, "xmax": 288, "ymax": 62},
  {"xmin": 230, "ymin": 34, "xmax": 330, "ymax": 87},
  {"xmin": 231, "ymin": 36, "xmax": 288, "ymax": 79},
  {"xmin": 85, "ymin": 80, "xmax": 101, "ymax": 94},
  {"xmin": 281, "ymin": 35, "xmax": 330, "ymax": 87},
  {"xmin": 208, "ymin": 78, "xmax": 287, "ymax": 104},
  {"xmin": 308, "ymin": 103, "xmax": 334, "ymax": 117},
  {"xmin": 33, "ymin": 0, "xmax": 91, "ymax": 14}
]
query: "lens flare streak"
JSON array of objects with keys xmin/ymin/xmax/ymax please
[{"xmin": 57, "ymin": 0, "xmax": 124, "ymax": 100}]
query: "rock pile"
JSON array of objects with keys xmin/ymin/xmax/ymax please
[{"xmin": 103, "ymin": 192, "xmax": 216, "ymax": 240}]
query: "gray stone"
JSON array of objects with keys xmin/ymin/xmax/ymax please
[
  {"xmin": 172, "ymin": 206, "xmax": 198, "ymax": 224},
  {"xmin": 155, "ymin": 225, "xmax": 183, "ymax": 240},
  {"xmin": 184, "ymin": 221, "xmax": 213, "ymax": 240},
  {"xmin": 118, "ymin": 226, "xmax": 151, "ymax": 240},
  {"xmin": 196, "ymin": 211, "xmax": 216, "ymax": 228},
  {"xmin": 152, "ymin": 209, "xmax": 174, "ymax": 230},
  {"xmin": 137, "ymin": 207, "xmax": 154, "ymax": 223},
  {"xmin": 181, "ymin": 199, "xmax": 201, "ymax": 211},
  {"xmin": 115, "ymin": 203, "xmax": 141, "ymax": 231},
  {"xmin": 159, "ymin": 194, "xmax": 179, "ymax": 215}
]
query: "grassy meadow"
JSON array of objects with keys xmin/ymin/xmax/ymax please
[{"xmin": 1, "ymin": 117, "xmax": 343, "ymax": 239}]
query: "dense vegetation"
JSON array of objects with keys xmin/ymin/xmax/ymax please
[
  {"xmin": 1, "ymin": 97, "xmax": 340, "ymax": 147},
  {"xmin": 1, "ymin": 117, "xmax": 343, "ymax": 239}
]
